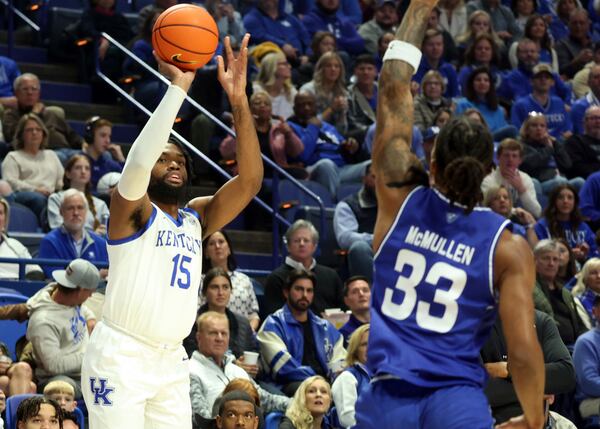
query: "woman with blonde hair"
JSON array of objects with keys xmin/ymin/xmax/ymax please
[
  {"xmin": 456, "ymin": 10, "xmax": 505, "ymax": 57},
  {"xmin": 414, "ymin": 70, "xmax": 454, "ymax": 133},
  {"xmin": 331, "ymin": 324, "xmax": 370, "ymax": 428},
  {"xmin": 300, "ymin": 52, "xmax": 349, "ymax": 134},
  {"xmin": 253, "ymin": 51, "xmax": 297, "ymax": 119},
  {"xmin": 280, "ymin": 376, "xmax": 332, "ymax": 429},
  {"xmin": 572, "ymin": 257, "xmax": 600, "ymax": 328}
]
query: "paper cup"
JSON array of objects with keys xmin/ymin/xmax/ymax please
[{"xmin": 243, "ymin": 351, "xmax": 259, "ymax": 365}]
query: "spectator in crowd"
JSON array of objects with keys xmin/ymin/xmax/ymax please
[
  {"xmin": 518, "ymin": 113, "xmax": 580, "ymax": 199},
  {"xmin": 264, "ymin": 220, "xmax": 344, "ymax": 316},
  {"xmin": 455, "ymin": 10, "xmax": 506, "ymax": 57},
  {"xmin": 47, "ymin": 154, "xmax": 110, "ymax": 234},
  {"xmin": 338, "ymin": 277, "xmax": 370, "ymax": 345},
  {"xmin": 483, "ymin": 185, "xmax": 538, "ymax": 242},
  {"xmin": 220, "ymin": 91, "xmax": 304, "ymax": 178},
  {"xmin": 480, "ymin": 310, "xmax": 575, "ymax": 424},
  {"xmin": 413, "ymin": 70, "xmax": 454, "ymax": 133},
  {"xmin": 215, "ymin": 378, "xmax": 264, "ymax": 427},
  {"xmin": 201, "ymin": 231, "xmax": 261, "ymax": 330},
  {"xmin": 333, "ymin": 163, "xmax": 376, "ymax": 281},
  {"xmin": 297, "ymin": 31, "xmax": 337, "ymax": 86},
  {"xmin": 253, "ymin": 52, "xmax": 297, "ymax": 119},
  {"xmin": 549, "ymin": 0, "xmax": 579, "ymax": 41},
  {"xmin": 346, "ymin": 55, "xmax": 378, "ymax": 144},
  {"xmin": 455, "ymin": 67, "xmax": 517, "ymax": 141},
  {"xmin": 572, "ymin": 66, "xmax": 600, "ymax": 136},
  {"xmin": 511, "ymin": 64, "xmax": 572, "ymax": 140},
  {"xmin": 497, "ymin": 38, "xmax": 572, "ymax": 104},
  {"xmin": 258, "ymin": 270, "xmax": 345, "ymax": 396},
  {"xmin": 0, "ymin": 341, "xmax": 35, "ymax": 398},
  {"xmin": 0, "ymin": 56, "xmax": 19, "ymax": 109},
  {"xmin": 566, "ymin": 106, "xmax": 600, "ymax": 180},
  {"xmin": 0, "ymin": 197, "xmax": 43, "ymax": 280},
  {"xmin": 556, "ymin": 237, "xmax": 579, "ymax": 287},
  {"xmin": 358, "ymin": 0, "xmax": 398, "ymax": 56},
  {"xmin": 374, "ymin": 31, "xmax": 395, "ymax": 71},
  {"xmin": 189, "ymin": 311, "xmax": 289, "ymax": 422},
  {"xmin": 80, "ymin": 117, "xmax": 125, "ymax": 191},
  {"xmin": 533, "ymin": 184, "xmax": 597, "ymax": 261},
  {"xmin": 572, "ymin": 258, "xmax": 600, "ymax": 328},
  {"xmin": 2, "ymin": 113, "xmax": 64, "ymax": 221},
  {"xmin": 572, "ymin": 43, "xmax": 600, "ymax": 99},
  {"xmin": 205, "ymin": 0, "xmax": 246, "ymax": 47},
  {"xmin": 457, "ymin": 34, "xmax": 502, "ymax": 93},
  {"xmin": 38, "ymin": 189, "xmax": 109, "ymax": 278},
  {"xmin": 214, "ymin": 390, "xmax": 259, "ymax": 429},
  {"xmin": 243, "ymin": 0, "xmax": 310, "ymax": 65},
  {"xmin": 300, "ymin": 52, "xmax": 349, "ymax": 135},
  {"xmin": 279, "ymin": 375, "xmax": 333, "ymax": 429},
  {"xmin": 2, "ymin": 73, "xmax": 83, "ymax": 159},
  {"xmin": 331, "ymin": 324, "xmax": 370, "ymax": 429},
  {"xmin": 579, "ymin": 170, "xmax": 600, "ymax": 231},
  {"xmin": 136, "ymin": 0, "xmax": 175, "ymax": 33},
  {"xmin": 363, "ymin": 122, "xmax": 425, "ymax": 160},
  {"xmin": 511, "ymin": 0, "xmax": 537, "ymax": 32},
  {"xmin": 533, "ymin": 239, "xmax": 588, "ymax": 349},
  {"xmin": 27, "ymin": 259, "xmax": 100, "ymax": 398},
  {"xmin": 438, "ymin": 0, "xmax": 468, "ymax": 43},
  {"xmin": 482, "ymin": 138, "xmax": 542, "ymax": 218},
  {"xmin": 43, "ymin": 379, "xmax": 78, "ymax": 412},
  {"xmin": 61, "ymin": 410, "xmax": 79, "ymax": 429},
  {"xmin": 508, "ymin": 15, "xmax": 559, "ymax": 71},
  {"xmin": 15, "ymin": 396, "xmax": 62, "ymax": 429},
  {"xmin": 301, "ymin": 0, "xmax": 365, "ymax": 57},
  {"xmin": 467, "ymin": 0, "xmax": 522, "ymax": 44},
  {"xmin": 573, "ymin": 294, "xmax": 600, "ymax": 419},
  {"xmin": 288, "ymin": 92, "xmax": 368, "ymax": 198},
  {"xmin": 413, "ymin": 29, "xmax": 459, "ymax": 98},
  {"xmin": 184, "ymin": 268, "xmax": 257, "ymax": 363},
  {"xmin": 555, "ymin": 9, "xmax": 594, "ymax": 79},
  {"xmin": 427, "ymin": 6, "xmax": 459, "ymax": 66}
]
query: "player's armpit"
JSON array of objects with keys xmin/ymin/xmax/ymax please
[{"xmin": 108, "ymin": 192, "xmax": 153, "ymax": 241}]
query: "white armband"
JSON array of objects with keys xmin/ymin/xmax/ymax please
[{"xmin": 382, "ymin": 40, "xmax": 422, "ymax": 74}]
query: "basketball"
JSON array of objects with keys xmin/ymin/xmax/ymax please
[{"xmin": 152, "ymin": 4, "xmax": 219, "ymax": 71}]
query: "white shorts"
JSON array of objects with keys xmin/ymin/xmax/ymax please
[{"xmin": 81, "ymin": 321, "xmax": 192, "ymax": 429}]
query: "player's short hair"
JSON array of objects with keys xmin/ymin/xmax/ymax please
[
  {"xmin": 284, "ymin": 219, "xmax": 319, "ymax": 246},
  {"xmin": 216, "ymin": 390, "xmax": 257, "ymax": 417},
  {"xmin": 497, "ymin": 138, "xmax": 523, "ymax": 157},
  {"xmin": 201, "ymin": 267, "xmax": 231, "ymax": 295},
  {"xmin": 196, "ymin": 311, "xmax": 228, "ymax": 333},
  {"xmin": 44, "ymin": 380, "xmax": 75, "ymax": 397},
  {"xmin": 433, "ymin": 117, "xmax": 493, "ymax": 213},
  {"xmin": 533, "ymin": 239, "xmax": 559, "ymax": 257},
  {"xmin": 284, "ymin": 269, "xmax": 316, "ymax": 291},
  {"xmin": 343, "ymin": 275, "xmax": 371, "ymax": 297},
  {"xmin": 346, "ymin": 324, "xmax": 370, "ymax": 367},
  {"xmin": 16, "ymin": 396, "xmax": 63, "ymax": 426}
]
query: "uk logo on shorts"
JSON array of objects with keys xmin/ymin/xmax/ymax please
[{"xmin": 89, "ymin": 377, "xmax": 115, "ymax": 406}]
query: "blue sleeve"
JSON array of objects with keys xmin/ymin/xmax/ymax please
[
  {"xmin": 574, "ymin": 334, "xmax": 600, "ymax": 398},
  {"xmin": 301, "ymin": 13, "xmax": 320, "ymax": 38},
  {"xmin": 510, "ymin": 99, "xmax": 528, "ymax": 129},
  {"xmin": 243, "ymin": 10, "xmax": 287, "ymax": 47},
  {"xmin": 293, "ymin": 16, "xmax": 312, "ymax": 54},
  {"xmin": 337, "ymin": 21, "xmax": 366, "ymax": 55},
  {"xmin": 534, "ymin": 220, "xmax": 549, "ymax": 241},
  {"xmin": 496, "ymin": 71, "xmax": 512, "ymax": 100},
  {"xmin": 570, "ymin": 102, "xmax": 586, "ymax": 135},
  {"xmin": 580, "ymin": 177, "xmax": 600, "ymax": 221},
  {"xmin": 411, "ymin": 126, "xmax": 424, "ymax": 159},
  {"xmin": 341, "ymin": 0, "xmax": 362, "ymax": 26},
  {"xmin": 444, "ymin": 65, "xmax": 459, "ymax": 98},
  {"xmin": 290, "ymin": 122, "xmax": 321, "ymax": 164},
  {"xmin": 583, "ymin": 223, "xmax": 598, "ymax": 257},
  {"xmin": 553, "ymin": 73, "xmax": 573, "ymax": 104},
  {"xmin": 38, "ymin": 237, "xmax": 62, "ymax": 278},
  {"xmin": 457, "ymin": 67, "xmax": 471, "ymax": 96}
]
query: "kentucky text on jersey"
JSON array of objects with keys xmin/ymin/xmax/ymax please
[
  {"xmin": 405, "ymin": 225, "xmax": 476, "ymax": 266},
  {"xmin": 155, "ymin": 229, "xmax": 202, "ymax": 255}
]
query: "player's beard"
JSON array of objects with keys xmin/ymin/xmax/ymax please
[{"xmin": 147, "ymin": 177, "xmax": 187, "ymax": 206}]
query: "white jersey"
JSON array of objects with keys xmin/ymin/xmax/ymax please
[{"xmin": 103, "ymin": 204, "xmax": 203, "ymax": 345}]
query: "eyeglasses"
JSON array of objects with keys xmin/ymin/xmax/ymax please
[{"xmin": 24, "ymin": 127, "xmax": 43, "ymax": 133}]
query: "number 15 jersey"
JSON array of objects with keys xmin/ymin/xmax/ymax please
[
  {"xmin": 369, "ymin": 186, "xmax": 510, "ymax": 389},
  {"xmin": 103, "ymin": 204, "xmax": 203, "ymax": 346}
]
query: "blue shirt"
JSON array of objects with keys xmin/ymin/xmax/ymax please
[
  {"xmin": 497, "ymin": 67, "xmax": 572, "ymax": 104},
  {"xmin": 84, "ymin": 152, "xmax": 124, "ymax": 190},
  {"xmin": 534, "ymin": 217, "xmax": 598, "ymax": 257},
  {"xmin": 511, "ymin": 94, "xmax": 572, "ymax": 138},
  {"xmin": 243, "ymin": 7, "xmax": 311, "ymax": 55},
  {"xmin": 580, "ymin": 171, "xmax": 600, "ymax": 221},
  {"xmin": 454, "ymin": 97, "xmax": 509, "ymax": 132},
  {"xmin": 301, "ymin": 8, "xmax": 365, "ymax": 55},
  {"xmin": 0, "ymin": 56, "xmax": 19, "ymax": 98},
  {"xmin": 288, "ymin": 120, "xmax": 346, "ymax": 167},
  {"xmin": 571, "ymin": 96, "xmax": 595, "ymax": 135},
  {"xmin": 413, "ymin": 60, "xmax": 459, "ymax": 98},
  {"xmin": 369, "ymin": 186, "xmax": 509, "ymax": 388}
]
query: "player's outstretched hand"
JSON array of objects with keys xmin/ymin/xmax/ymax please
[
  {"xmin": 495, "ymin": 415, "xmax": 543, "ymax": 429},
  {"xmin": 217, "ymin": 34, "xmax": 250, "ymax": 104},
  {"xmin": 152, "ymin": 51, "xmax": 196, "ymax": 93}
]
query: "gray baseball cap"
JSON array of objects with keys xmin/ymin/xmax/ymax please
[{"xmin": 52, "ymin": 259, "xmax": 100, "ymax": 290}]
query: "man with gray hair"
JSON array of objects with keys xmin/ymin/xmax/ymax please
[
  {"xmin": 533, "ymin": 239, "xmax": 587, "ymax": 349},
  {"xmin": 38, "ymin": 189, "xmax": 108, "ymax": 278},
  {"xmin": 264, "ymin": 219, "xmax": 344, "ymax": 315},
  {"xmin": 566, "ymin": 105, "xmax": 600, "ymax": 179},
  {"xmin": 27, "ymin": 258, "xmax": 100, "ymax": 398}
]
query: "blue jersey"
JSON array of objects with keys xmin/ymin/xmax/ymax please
[{"xmin": 369, "ymin": 187, "xmax": 510, "ymax": 388}]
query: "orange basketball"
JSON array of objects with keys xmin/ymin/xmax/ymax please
[{"xmin": 152, "ymin": 4, "xmax": 219, "ymax": 71}]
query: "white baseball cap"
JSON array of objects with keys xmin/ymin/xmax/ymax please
[{"xmin": 52, "ymin": 259, "xmax": 100, "ymax": 290}]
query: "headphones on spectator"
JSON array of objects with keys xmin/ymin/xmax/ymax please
[{"xmin": 84, "ymin": 116, "xmax": 101, "ymax": 143}]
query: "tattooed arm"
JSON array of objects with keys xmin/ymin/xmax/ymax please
[{"xmin": 372, "ymin": 0, "xmax": 438, "ymax": 252}]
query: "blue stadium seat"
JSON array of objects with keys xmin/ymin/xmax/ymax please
[
  {"xmin": 0, "ymin": 292, "xmax": 28, "ymax": 360},
  {"xmin": 5, "ymin": 394, "xmax": 41, "ymax": 429},
  {"xmin": 264, "ymin": 411, "xmax": 284, "ymax": 429},
  {"xmin": 278, "ymin": 179, "xmax": 333, "ymax": 222},
  {"xmin": 8, "ymin": 203, "xmax": 40, "ymax": 233},
  {"xmin": 336, "ymin": 182, "xmax": 361, "ymax": 202}
]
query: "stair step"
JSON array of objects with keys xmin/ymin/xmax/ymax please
[
  {"xmin": 42, "ymin": 80, "xmax": 92, "ymax": 103},
  {"xmin": 0, "ymin": 44, "xmax": 48, "ymax": 63},
  {"xmin": 227, "ymin": 230, "xmax": 273, "ymax": 255},
  {"xmin": 45, "ymin": 99, "xmax": 127, "ymax": 122},
  {"xmin": 20, "ymin": 61, "xmax": 78, "ymax": 83}
]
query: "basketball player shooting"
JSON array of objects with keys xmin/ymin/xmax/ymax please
[
  {"xmin": 352, "ymin": 0, "xmax": 545, "ymax": 428},
  {"xmin": 81, "ymin": 34, "xmax": 263, "ymax": 429}
]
